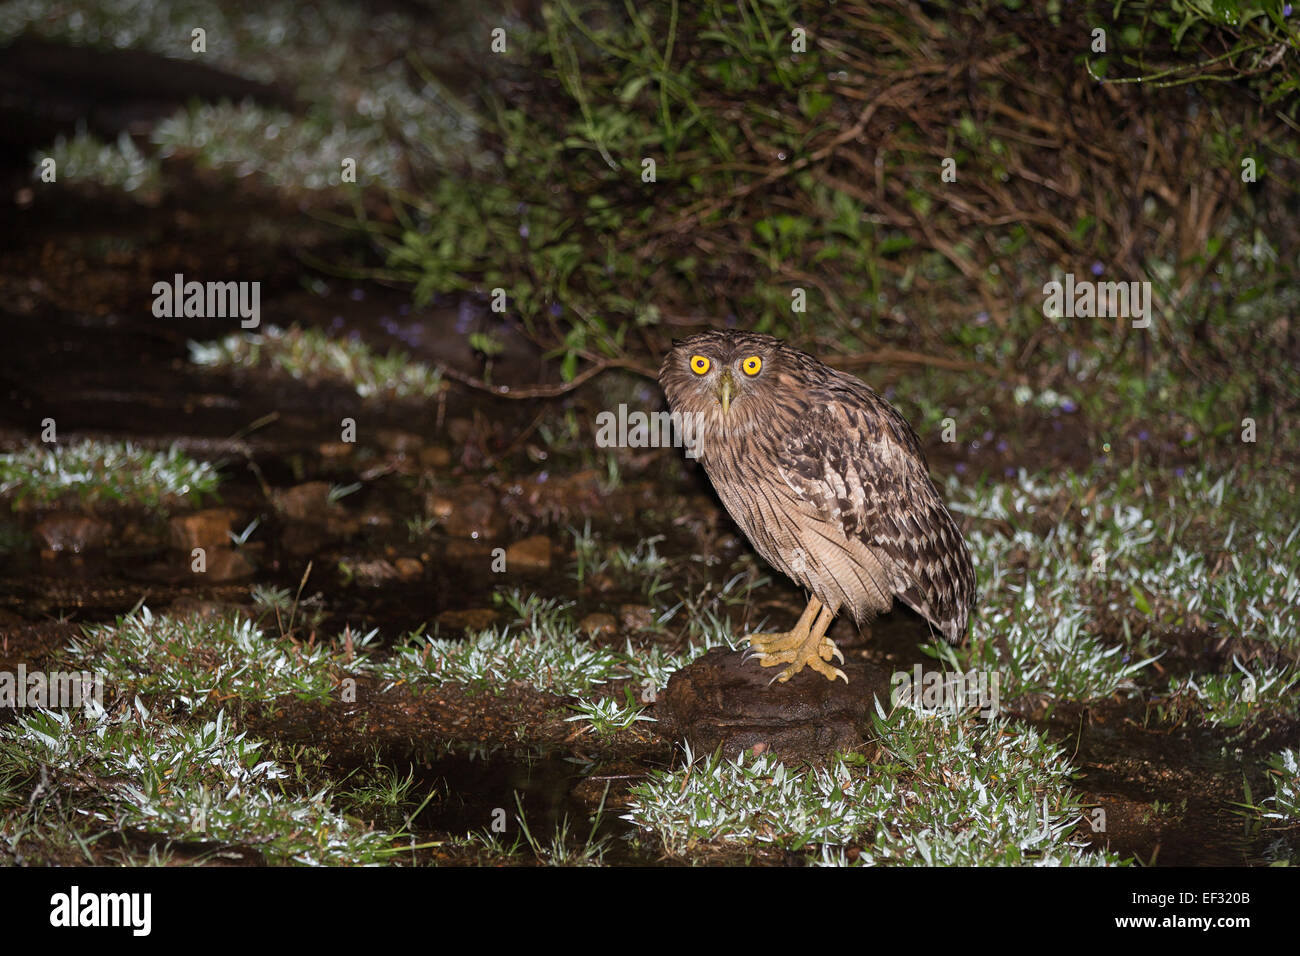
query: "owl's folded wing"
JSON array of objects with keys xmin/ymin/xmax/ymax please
[{"xmin": 777, "ymin": 400, "xmax": 974, "ymax": 642}]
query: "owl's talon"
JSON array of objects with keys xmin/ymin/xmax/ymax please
[{"xmin": 818, "ymin": 638, "xmax": 844, "ymax": 665}]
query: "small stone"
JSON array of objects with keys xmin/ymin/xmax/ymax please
[
  {"xmin": 655, "ymin": 646, "xmax": 892, "ymax": 763},
  {"xmin": 32, "ymin": 513, "xmax": 111, "ymax": 553},
  {"xmin": 425, "ymin": 486, "xmax": 504, "ymax": 539},
  {"xmin": 346, "ymin": 559, "xmax": 403, "ymax": 587},
  {"xmin": 436, "ymin": 608, "xmax": 500, "ymax": 631},
  {"xmin": 579, "ymin": 613, "xmax": 617, "ymax": 638},
  {"xmin": 318, "ymin": 442, "xmax": 354, "ymax": 462},
  {"xmin": 618, "ymin": 604, "xmax": 656, "ymax": 632},
  {"xmin": 418, "ymin": 445, "xmax": 452, "ymax": 469},
  {"xmin": 168, "ymin": 508, "xmax": 239, "ymax": 550},
  {"xmin": 273, "ymin": 482, "xmax": 333, "ymax": 520},
  {"xmin": 394, "ymin": 557, "xmax": 423, "ymax": 581},
  {"xmin": 505, "ymin": 534, "xmax": 552, "ymax": 572},
  {"xmin": 446, "ymin": 418, "xmax": 474, "ymax": 444},
  {"xmin": 200, "ymin": 547, "xmax": 255, "ymax": 582}
]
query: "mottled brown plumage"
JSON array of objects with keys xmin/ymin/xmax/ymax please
[{"xmin": 660, "ymin": 330, "xmax": 975, "ymax": 683}]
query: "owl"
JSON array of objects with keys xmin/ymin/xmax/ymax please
[{"xmin": 660, "ymin": 330, "xmax": 975, "ymax": 684}]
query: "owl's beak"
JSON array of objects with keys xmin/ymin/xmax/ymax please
[{"xmin": 714, "ymin": 368, "xmax": 735, "ymax": 415}]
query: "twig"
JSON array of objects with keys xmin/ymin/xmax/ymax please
[{"xmin": 437, "ymin": 356, "xmax": 657, "ymax": 399}]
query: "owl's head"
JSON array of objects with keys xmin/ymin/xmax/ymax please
[{"xmin": 659, "ymin": 330, "xmax": 794, "ymax": 438}]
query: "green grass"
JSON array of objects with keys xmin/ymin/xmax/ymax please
[
  {"xmin": 376, "ymin": 592, "xmax": 627, "ymax": 696},
  {"xmin": 0, "ymin": 704, "xmax": 404, "ymax": 865},
  {"xmin": 568, "ymin": 523, "xmax": 671, "ymax": 599},
  {"xmin": 67, "ymin": 607, "xmax": 375, "ymax": 711},
  {"xmin": 33, "ymin": 128, "xmax": 160, "ymax": 194},
  {"xmin": 625, "ymin": 704, "xmax": 1116, "ymax": 865},
  {"xmin": 153, "ymin": 101, "xmax": 407, "ymax": 190},
  {"xmin": 5, "ymin": 0, "xmax": 484, "ymax": 192},
  {"xmin": 1262, "ymin": 749, "xmax": 1300, "ymax": 823},
  {"xmin": 564, "ymin": 692, "xmax": 656, "ymax": 737},
  {"xmin": 189, "ymin": 324, "xmax": 445, "ymax": 400},
  {"xmin": 0, "ymin": 440, "xmax": 219, "ymax": 512},
  {"xmin": 941, "ymin": 464, "xmax": 1300, "ymax": 725}
]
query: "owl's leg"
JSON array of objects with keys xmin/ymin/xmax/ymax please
[{"xmin": 744, "ymin": 597, "xmax": 848, "ymax": 684}]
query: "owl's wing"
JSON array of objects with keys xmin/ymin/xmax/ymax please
[{"xmin": 777, "ymin": 399, "xmax": 973, "ymax": 641}]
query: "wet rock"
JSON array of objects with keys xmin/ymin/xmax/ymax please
[
  {"xmin": 200, "ymin": 546, "xmax": 255, "ymax": 581},
  {"xmin": 505, "ymin": 534, "xmax": 552, "ymax": 572},
  {"xmin": 436, "ymin": 608, "xmax": 499, "ymax": 631},
  {"xmin": 656, "ymin": 646, "xmax": 892, "ymax": 763},
  {"xmin": 32, "ymin": 513, "xmax": 111, "ymax": 553},
  {"xmin": 168, "ymin": 508, "xmax": 239, "ymax": 550},
  {"xmin": 579, "ymin": 613, "xmax": 617, "ymax": 638},
  {"xmin": 425, "ymin": 486, "xmax": 504, "ymax": 539},
  {"xmin": 318, "ymin": 441, "xmax": 354, "ymax": 462},
  {"xmin": 394, "ymin": 557, "xmax": 424, "ymax": 581},
  {"xmin": 588, "ymin": 572, "xmax": 617, "ymax": 593},
  {"xmin": 419, "ymin": 445, "xmax": 452, "ymax": 469},
  {"xmin": 345, "ymin": 559, "xmax": 416, "ymax": 587},
  {"xmin": 446, "ymin": 418, "xmax": 474, "ymax": 444},
  {"xmin": 273, "ymin": 482, "xmax": 333, "ymax": 520},
  {"xmin": 618, "ymin": 604, "xmax": 656, "ymax": 632}
]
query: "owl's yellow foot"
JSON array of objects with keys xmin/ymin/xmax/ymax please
[{"xmin": 744, "ymin": 598, "xmax": 848, "ymax": 685}]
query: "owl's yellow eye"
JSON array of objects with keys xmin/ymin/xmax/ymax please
[
  {"xmin": 741, "ymin": 355, "xmax": 762, "ymax": 376},
  {"xmin": 690, "ymin": 354, "xmax": 711, "ymax": 375}
]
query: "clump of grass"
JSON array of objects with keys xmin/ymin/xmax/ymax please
[
  {"xmin": 1162, "ymin": 665, "xmax": 1300, "ymax": 729},
  {"xmin": 32, "ymin": 128, "xmax": 160, "ymax": 194},
  {"xmin": 1262, "ymin": 749, "xmax": 1300, "ymax": 823},
  {"xmin": 625, "ymin": 706, "xmax": 1116, "ymax": 865},
  {"xmin": 513, "ymin": 791, "xmax": 613, "ymax": 866},
  {"xmin": 154, "ymin": 101, "xmax": 407, "ymax": 189},
  {"xmin": 943, "ymin": 465, "xmax": 1300, "ymax": 723},
  {"xmin": 67, "ymin": 606, "xmax": 375, "ymax": 710},
  {"xmin": 0, "ymin": 703, "xmax": 401, "ymax": 865},
  {"xmin": 189, "ymin": 324, "xmax": 444, "ymax": 400},
  {"xmin": 376, "ymin": 591, "xmax": 626, "ymax": 695},
  {"xmin": 336, "ymin": 757, "xmax": 429, "ymax": 829},
  {"xmin": 568, "ymin": 523, "xmax": 671, "ymax": 600},
  {"xmin": 564, "ymin": 692, "xmax": 655, "ymax": 737},
  {"xmin": 0, "ymin": 440, "xmax": 219, "ymax": 513}
]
